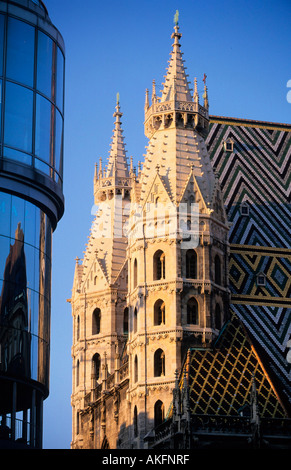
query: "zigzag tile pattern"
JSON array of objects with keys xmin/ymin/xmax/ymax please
[
  {"xmin": 229, "ymin": 247, "xmax": 291, "ymax": 301},
  {"xmin": 207, "ymin": 117, "xmax": 291, "ymax": 414}
]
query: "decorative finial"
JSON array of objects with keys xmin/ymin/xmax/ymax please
[
  {"xmin": 145, "ymin": 88, "xmax": 149, "ymax": 110},
  {"xmin": 203, "ymin": 83, "xmax": 209, "ymax": 110},
  {"xmin": 203, "ymin": 73, "xmax": 207, "ymax": 85},
  {"xmin": 194, "ymin": 77, "xmax": 198, "ymax": 94},
  {"xmin": 193, "ymin": 77, "xmax": 199, "ymax": 105},
  {"xmin": 151, "ymin": 79, "xmax": 157, "ymax": 103},
  {"xmin": 99, "ymin": 157, "xmax": 103, "ymax": 178},
  {"xmin": 172, "ymin": 10, "xmax": 182, "ymax": 43},
  {"xmin": 114, "ymin": 93, "xmax": 122, "ymax": 120}
]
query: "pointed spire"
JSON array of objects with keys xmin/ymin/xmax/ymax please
[
  {"xmin": 98, "ymin": 157, "xmax": 103, "ymax": 179},
  {"xmin": 172, "ymin": 369, "xmax": 181, "ymax": 420},
  {"xmin": 250, "ymin": 373, "xmax": 259, "ymax": 423},
  {"xmin": 145, "ymin": 88, "xmax": 149, "ymax": 110},
  {"xmin": 144, "ymin": 13, "xmax": 209, "ymax": 140},
  {"xmin": 250, "ymin": 373, "xmax": 261, "ymax": 446},
  {"xmin": 202, "ymin": 73, "xmax": 209, "ymax": 110},
  {"xmin": 181, "ymin": 362, "xmax": 190, "ymax": 421},
  {"xmin": 106, "ymin": 95, "xmax": 129, "ymax": 179},
  {"xmin": 130, "ymin": 155, "xmax": 136, "ymax": 178},
  {"xmin": 203, "ymin": 85, "xmax": 209, "ymax": 110},
  {"xmin": 151, "ymin": 79, "xmax": 157, "ymax": 104},
  {"xmin": 193, "ymin": 77, "xmax": 199, "ymax": 106},
  {"xmin": 160, "ymin": 13, "xmax": 192, "ymax": 103}
]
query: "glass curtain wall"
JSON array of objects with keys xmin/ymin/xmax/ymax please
[
  {"xmin": 0, "ymin": 14, "xmax": 64, "ymax": 184},
  {"xmin": 0, "ymin": 192, "xmax": 52, "ymax": 388},
  {"xmin": 0, "ymin": 1, "xmax": 65, "ymax": 448}
]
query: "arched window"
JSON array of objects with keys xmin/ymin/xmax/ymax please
[
  {"xmin": 133, "ymin": 259, "xmax": 138, "ymax": 288},
  {"xmin": 186, "ymin": 250, "xmax": 197, "ymax": 278},
  {"xmin": 154, "ymin": 299, "xmax": 165, "ymax": 325},
  {"xmin": 123, "ymin": 307, "xmax": 129, "ymax": 336},
  {"xmin": 187, "ymin": 298, "xmax": 198, "ymax": 324},
  {"xmin": 154, "ymin": 400, "xmax": 164, "ymax": 428},
  {"xmin": 134, "ymin": 307, "xmax": 138, "ymax": 333},
  {"xmin": 92, "ymin": 353, "xmax": 101, "ymax": 384},
  {"xmin": 215, "ymin": 255, "xmax": 221, "ymax": 285},
  {"xmin": 153, "ymin": 250, "xmax": 165, "ymax": 280},
  {"xmin": 215, "ymin": 304, "xmax": 221, "ymax": 329},
  {"xmin": 189, "ymin": 194, "xmax": 195, "ymax": 205},
  {"xmin": 76, "ymin": 411, "xmax": 80, "ymax": 435},
  {"xmin": 92, "ymin": 308, "xmax": 101, "ymax": 335},
  {"xmin": 76, "ymin": 315, "xmax": 80, "ymax": 341},
  {"xmin": 154, "ymin": 349, "xmax": 165, "ymax": 377},
  {"xmin": 134, "ymin": 406, "xmax": 138, "ymax": 437},
  {"xmin": 76, "ymin": 359, "xmax": 80, "ymax": 387},
  {"xmin": 134, "ymin": 355, "xmax": 138, "ymax": 383}
]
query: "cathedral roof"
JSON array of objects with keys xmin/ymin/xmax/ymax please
[{"xmin": 179, "ymin": 313, "xmax": 288, "ymax": 419}]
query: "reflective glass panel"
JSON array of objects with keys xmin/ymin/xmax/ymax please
[
  {"xmin": 0, "ymin": 235, "xmax": 11, "ymax": 283},
  {"xmin": 0, "ymin": 193, "xmax": 11, "ymax": 238},
  {"xmin": 3, "ymin": 146, "xmax": 32, "ymax": 166},
  {"xmin": 35, "ymin": 94, "xmax": 53, "ymax": 164},
  {"xmin": 35, "ymin": 157, "xmax": 51, "ymax": 176},
  {"xmin": 0, "ymin": 193, "xmax": 52, "ymax": 387},
  {"xmin": 31, "ymin": 0, "xmax": 45, "ymax": 9},
  {"xmin": 37, "ymin": 31, "xmax": 53, "ymax": 99},
  {"xmin": 56, "ymin": 47, "xmax": 64, "ymax": 112},
  {"xmin": 6, "ymin": 18, "xmax": 35, "ymax": 87},
  {"xmin": 24, "ymin": 200, "xmax": 36, "ymax": 247},
  {"xmin": 0, "ymin": 15, "xmax": 4, "ymax": 76},
  {"xmin": 0, "ymin": 80, "xmax": 2, "ymax": 141},
  {"xmin": 55, "ymin": 108, "xmax": 63, "ymax": 180},
  {"xmin": 11, "ymin": 195, "xmax": 25, "ymax": 240},
  {"xmin": 24, "ymin": 243, "xmax": 36, "ymax": 292},
  {"xmin": 34, "ymin": 248, "xmax": 40, "ymax": 297},
  {"xmin": 4, "ymin": 82, "xmax": 33, "ymax": 153}
]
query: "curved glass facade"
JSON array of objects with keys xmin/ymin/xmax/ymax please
[
  {"xmin": 0, "ymin": 1, "xmax": 65, "ymax": 448},
  {"xmin": 0, "ymin": 12, "xmax": 65, "ymax": 185},
  {"xmin": 0, "ymin": 192, "xmax": 52, "ymax": 389}
]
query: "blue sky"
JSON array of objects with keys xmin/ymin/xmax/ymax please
[{"xmin": 42, "ymin": 0, "xmax": 291, "ymax": 449}]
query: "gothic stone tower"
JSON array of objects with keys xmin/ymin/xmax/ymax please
[
  {"xmin": 70, "ymin": 100, "xmax": 132, "ymax": 447},
  {"xmin": 70, "ymin": 19, "xmax": 229, "ymax": 449},
  {"xmin": 126, "ymin": 20, "xmax": 229, "ymax": 445}
]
